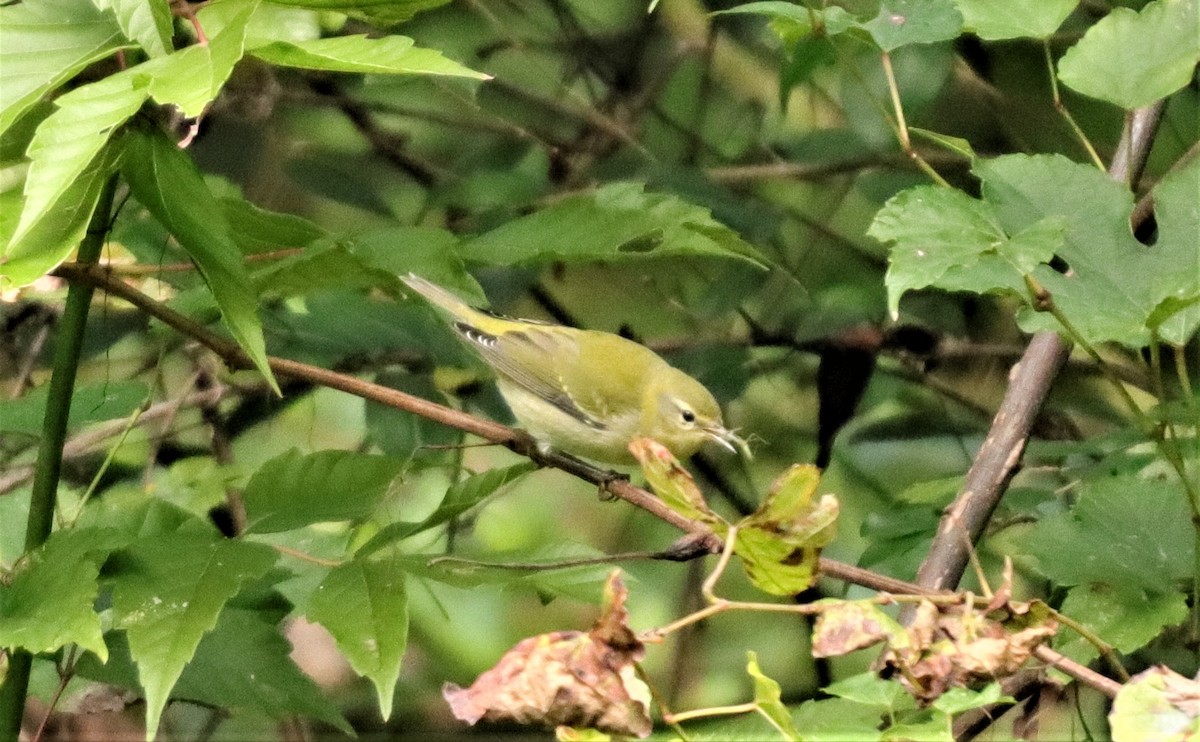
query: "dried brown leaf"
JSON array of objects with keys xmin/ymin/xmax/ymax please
[{"xmin": 443, "ymin": 571, "xmax": 652, "ymax": 738}]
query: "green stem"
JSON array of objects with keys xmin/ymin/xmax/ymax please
[
  {"xmin": 1043, "ymin": 40, "xmax": 1105, "ymax": 171},
  {"xmin": 881, "ymin": 51, "xmax": 951, "ymax": 188},
  {"xmin": 0, "ymin": 176, "xmax": 117, "ymax": 742}
]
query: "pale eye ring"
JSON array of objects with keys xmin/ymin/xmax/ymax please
[{"xmin": 680, "ymin": 409, "xmax": 696, "ymax": 424}]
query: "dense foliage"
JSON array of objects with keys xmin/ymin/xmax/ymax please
[{"xmin": 1, "ymin": 0, "xmax": 1198, "ymax": 740}]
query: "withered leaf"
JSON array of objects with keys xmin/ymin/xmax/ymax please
[
  {"xmin": 443, "ymin": 571, "xmax": 652, "ymax": 738},
  {"xmin": 629, "ymin": 438, "xmax": 723, "ymax": 527},
  {"xmin": 880, "ymin": 598, "xmax": 1058, "ymax": 705},
  {"xmin": 811, "ymin": 599, "xmax": 907, "ymax": 658}
]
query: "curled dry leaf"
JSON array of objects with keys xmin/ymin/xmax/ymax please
[
  {"xmin": 813, "ymin": 596, "xmax": 1057, "ymax": 705},
  {"xmin": 443, "ymin": 571, "xmax": 652, "ymax": 738},
  {"xmin": 628, "ymin": 437, "xmax": 723, "ymax": 526},
  {"xmin": 882, "ymin": 598, "xmax": 1058, "ymax": 704},
  {"xmin": 1109, "ymin": 665, "xmax": 1200, "ymax": 742},
  {"xmin": 811, "ymin": 600, "xmax": 907, "ymax": 658}
]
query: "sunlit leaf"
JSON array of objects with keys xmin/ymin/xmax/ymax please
[
  {"xmin": 869, "ymin": 184, "xmax": 1063, "ymax": 320},
  {"xmin": 0, "ymin": 528, "xmax": 120, "ymax": 661},
  {"xmin": 11, "ymin": 73, "xmax": 149, "ymax": 247},
  {"xmin": 93, "ymin": 0, "xmax": 173, "ymax": 57},
  {"xmin": 0, "ymin": 0, "xmax": 127, "ymax": 136},
  {"xmin": 746, "ymin": 651, "xmax": 799, "ymax": 739},
  {"xmin": 141, "ymin": 0, "xmax": 257, "ymax": 118},
  {"xmin": 1109, "ymin": 666, "xmax": 1200, "ymax": 742},
  {"xmin": 250, "ymin": 35, "xmax": 488, "ymax": 79},
  {"xmin": 629, "ymin": 438, "xmax": 723, "ymax": 526},
  {"xmin": 1, "ymin": 143, "xmax": 121, "ymax": 289}
]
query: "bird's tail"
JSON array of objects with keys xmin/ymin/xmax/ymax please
[{"xmin": 401, "ymin": 274, "xmax": 484, "ymax": 324}]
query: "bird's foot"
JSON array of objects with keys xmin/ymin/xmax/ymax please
[{"xmin": 596, "ymin": 469, "xmax": 630, "ymax": 501}]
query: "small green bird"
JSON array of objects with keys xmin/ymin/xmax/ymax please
[{"xmin": 403, "ymin": 275, "xmax": 747, "ymax": 465}]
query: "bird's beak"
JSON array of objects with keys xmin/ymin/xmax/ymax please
[{"xmin": 704, "ymin": 425, "xmax": 752, "ymax": 460}]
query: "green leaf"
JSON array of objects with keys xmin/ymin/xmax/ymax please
[
  {"xmin": 734, "ymin": 464, "xmax": 839, "ymax": 596},
  {"xmin": 979, "ymin": 153, "xmax": 1200, "ymax": 346},
  {"xmin": 242, "ymin": 448, "xmax": 407, "ymax": 533},
  {"xmin": 1023, "ymin": 473, "xmax": 1194, "ymax": 593},
  {"xmin": 250, "ymin": 35, "xmax": 488, "ymax": 79},
  {"xmin": 792, "ymin": 697, "xmax": 886, "ymax": 741},
  {"xmin": 823, "ymin": 671, "xmax": 908, "ymax": 710},
  {"xmin": 108, "ymin": 534, "xmax": 278, "ymax": 740},
  {"xmin": 0, "ymin": 0, "xmax": 128, "ymax": 136},
  {"xmin": 1147, "ymin": 156, "xmax": 1200, "ymax": 344},
  {"xmin": 120, "ymin": 126, "xmax": 277, "ymax": 391},
  {"xmin": 221, "ymin": 194, "xmax": 326, "ymax": 255},
  {"xmin": 861, "ymin": 0, "xmax": 963, "ymax": 52},
  {"xmin": 0, "ymin": 529, "xmax": 119, "ymax": 661},
  {"xmin": 357, "ymin": 461, "xmax": 537, "ymax": 557},
  {"xmin": 11, "ymin": 72, "xmax": 149, "ymax": 248},
  {"xmin": 459, "ymin": 182, "xmax": 767, "ymax": 268},
  {"xmin": 746, "ymin": 651, "xmax": 800, "ymax": 740},
  {"xmin": 1058, "ymin": 0, "xmax": 1200, "ymax": 110},
  {"xmin": 307, "ymin": 557, "xmax": 409, "ymax": 720},
  {"xmin": 883, "ymin": 714, "xmax": 953, "ymax": 741},
  {"xmin": 908, "ymin": 127, "xmax": 975, "ymax": 160},
  {"xmin": 931, "ymin": 683, "xmax": 1010, "ymax": 715},
  {"xmin": 0, "ymin": 380, "xmax": 147, "ymax": 435},
  {"xmin": 1109, "ymin": 666, "xmax": 1200, "ymax": 742},
  {"xmin": 869, "ymin": 185, "xmax": 1064, "ymax": 318},
  {"xmin": 952, "ymin": 0, "xmax": 1077, "ymax": 40},
  {"xmin": 1055, "ymin": 584, "xmax": 1188, "ymax": 668},
  {"xmin": 141, "ymin": 0, "xmax": 258, "ymax": 118},
  {"xmin": 261, "ymin": 0, "xmax": 451, "ymax": 22},
  {"xmin": 251, "ymin": 242, "xmax": 400, "ymax": 298},
  {"xmin": 363, "ymin": 371, "xmax": 464, "ymax": 456},
  {"xmin": 1, "ymin": 142, "xmax": 121, "ymax": 289},
  {"xmin": 175, "ymin": 607, "xmax": 351, "ymax": 732},
  {"xmin": 93, "ymin": 0, "xmax": 174, "ymax": 58}
]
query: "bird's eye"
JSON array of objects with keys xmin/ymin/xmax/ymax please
[{"xmin": 680, "ymin": 409, "xmax": 696, "ymax": 424}]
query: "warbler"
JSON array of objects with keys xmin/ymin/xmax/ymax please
[{"xmin": 403, "ymin": 275, "xmax": 747, "ymax": 465}]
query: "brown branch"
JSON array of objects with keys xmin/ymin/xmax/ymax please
[{"xmin": 913, "ymin": 102, "xmax": 1166, "ymax": 593}]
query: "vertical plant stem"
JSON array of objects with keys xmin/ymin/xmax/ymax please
[{"xmin": 0, "ymin": 176, "xmax": 117, "ymax": 742}]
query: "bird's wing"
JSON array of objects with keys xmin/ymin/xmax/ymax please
[{"xmin": 457, "ymin": 324, "xmax": 608, "ymax": 429}]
